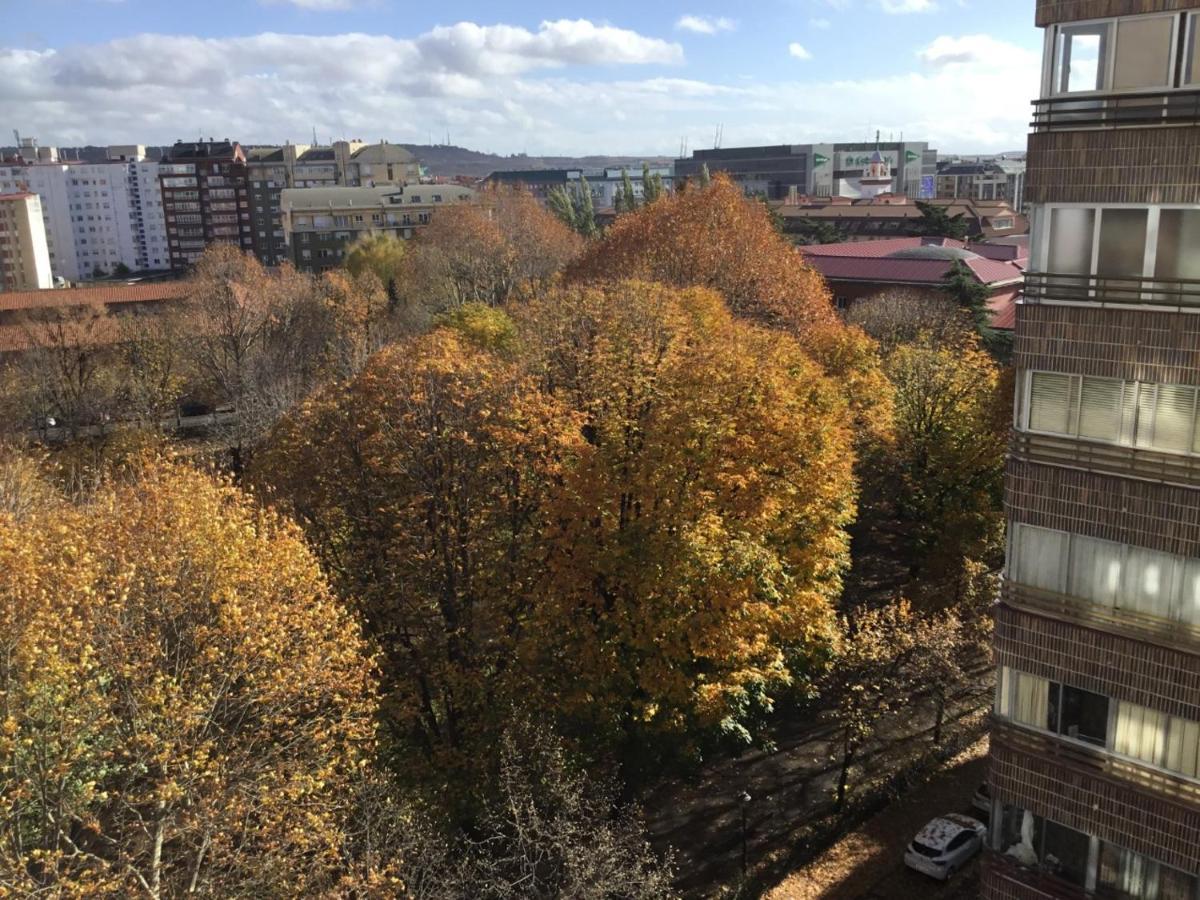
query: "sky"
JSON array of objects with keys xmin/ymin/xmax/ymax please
[{"xmin": 1, "ymin": 0, "xmax": 1041, "ymax": 157}]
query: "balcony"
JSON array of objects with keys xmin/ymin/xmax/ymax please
[
  {"xmin": 1000, "ymin": 577, "xmax": 1200, "ymax": 655},
  {"xmin": 1032, "ymin": 89, "xmax": 1200, "ymax": 133},
  {"xmin": 1010, "ymin": 429, "xmax": 1200, "ymax": 489},
  {"xmin": 1024, "ymin": 271, "xmax": 1200, "ymax": 311}
]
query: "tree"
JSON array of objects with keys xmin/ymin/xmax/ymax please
[
  {"xmin": 847, "ymin": 290, "xmax": 972, "ymax": 357},
  {"xmin": 318, "ymin": 268, "xmax": 393, "ymax": 378},
  {"xmin": 642, "ymin": 163, "xmax": 664, "ymax": 205},
  {"xmin": 0, "ymin": 455, "xmax": 376, "ymax": 897},
  {"xmin": 566, "ymin": 175, "xmax": 893, "ymax": 444},
  {"xmin": 698, "ymin": 163, "xmax": 712, "ymax": 189},
  {"xmin": 907, "ymin": 611, "xmax": 969, "ymax": 746},
  {"xmin": 405, "ymin": 187, "xmax": 582, "ymax": 313},
  {"xmin": 344, "ymin": 230, "xmax": 407, "ymax": 304},
  {"xmin": 789, "ymin": 219, "xmax": 846, "ymax": 246},
  {"xmin": 824, "ymin": 602, "xmax": 920, "ymax": 810},
  {"xmin": 614, "ymin": 168, "xmax": 638, "ymax": 214},
  {"xmin": 940, "ymin": 259, "xmax": 998, "ymax": 341},
  {"xmin": 914, "ymin": 200, "xmax": 970, "ymax": 240},
  {"xmin": 113, "ymin": 262, "xmax": 132, "ymax": 278},
  {"xmin": 548, "ymin": 181, "xmax": 599, "ymax": 238}
]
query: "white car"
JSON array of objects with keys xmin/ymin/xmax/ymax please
[{"xmin": 903, "ymin": 813, "xmax": 987, "ymax": 881}]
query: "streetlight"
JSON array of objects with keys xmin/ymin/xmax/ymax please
[{"xmin": 738, "ymin": 791, "xmax": 752, "ymax": 878}]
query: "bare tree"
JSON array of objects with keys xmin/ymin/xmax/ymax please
[{"xmin": 846, "ymin": 289, "xmax": 973, "ymax": 355}]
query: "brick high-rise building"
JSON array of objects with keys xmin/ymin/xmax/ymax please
[
  {"xmin": 985, "ymin": 2, "xmax": 1200, "ymax": 898},
  {"xmin": 0, "ymin": 192, "xmax": 53, "ymax": 291},
  {"xmin": 159, "ymin": 141, "xmax": 253, "ymax": 270}
]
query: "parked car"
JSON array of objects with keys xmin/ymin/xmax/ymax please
[
  {"xmin": 971, "ymin": 782, "xmax": 992, "ymax": 816},
  {"xmin": 904, "ymin": 813, "xmax": 987, "ymax": 880}
]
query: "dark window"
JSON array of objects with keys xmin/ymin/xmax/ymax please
[
  {"xmin": 911, "ymin": 841, "xmax": 940, "ymax": 859},
  {"xmin": 995, "ymin": 806, "xmax": 1090, "ymax": 889},
  {"xmin": 1048, "ymin": 683, "xmax": 1109, "ymax": 747},
  {"xmin": 946, "ymin": 831, "xmax": 973, "ymax": 852}
]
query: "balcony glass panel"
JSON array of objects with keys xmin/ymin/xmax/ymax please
[
  {"xmin": 1099, "ymin": 842, "xmax": 1198, "ymax": 899},
  {"xmin": 1098, "ymin": 209, "xmax": 1148, "ymax": 278},
  {"xmin": 1113, "ymin": 17, "xmax": 1174, "ymax": 91},
  {"xmin": 1010, "ymin": 523, "xmax": 1068, "ymax": 594},
  {"xmin": 1048, "ymin": 208, "xmax": 1095, "ymax": 274}
]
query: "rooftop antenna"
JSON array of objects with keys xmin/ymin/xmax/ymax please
[{"xmin": 312, "ymin": 126, "xmax": 318, "ymax": 145}]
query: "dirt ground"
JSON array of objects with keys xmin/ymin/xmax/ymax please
[{"xmin": 762, "ymin": 738, "xmax": 989, "ymax": 900}]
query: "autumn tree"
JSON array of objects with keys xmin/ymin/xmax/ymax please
[
  {"xmin": 566, "ymin": 174, "xmax": 892, "ymax": 443},
  {"xmin": 547, "ymin": 180, "xmax": 599, "ymax": 238},
  {"xmin": 344, "ymin": 230, "xmax": 407, "ymax": 303},
  {"xmin": 318, "ymin": 268, "xmax": 394, "ymax": 378},
  {"xmin": 642, "ymin": 163, "xmax": 665, "ymax": 204},
  {"xmin": 0, "ymin": 455, "xmax": 376, "ymax": 897},
  {"xmin": 406, "ymin": 186, "xmax": 582, "ymax": 313},
  {"xmin": 907, "ymin": 610, "xmax": 970, "ymax": 746},
  {"xmin": 847, "ymin": 290, "xmax": 969, "ymax": 357},
  {"xmin": 614, "ymin": 168, "xmax": 638, "ymax": 214}
]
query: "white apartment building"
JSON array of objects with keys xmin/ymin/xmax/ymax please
[
  {"xmin": 0, "ymin": 192, "xmax": 54, "ymax": 291},
  {"xmin": 0, "ymin": 145, "xmax": 169, "ymax": 282}
]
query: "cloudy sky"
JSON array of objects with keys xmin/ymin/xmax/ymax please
[{"xmin": 3, "ymin": 0, "xmax": 1041, "ymax": 156}]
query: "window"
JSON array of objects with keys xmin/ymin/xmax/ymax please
[
  {"xmin": 1051, "ymin": 16, "xmax": 1176, "ymax": 95},
  {"xmin": 1048, "ymin": 208, "xmax": 1096, "ymax": 274},
  {"xmin": 1099, "ymin": 842, "xmax": 1199, "ymax": 899},
  {"xmin": 997, "ymin": 667, "xmax": 1050, "ymax": 729},
  {"xmin": 1098, "ymin": 209, "xmax": 1149, "ymax": 278},
  {"xmin": 995, "ymin": 807, "xmax": 1090, "ymax": 888},
  {"xmin": 1049, "ymin": 682, "xmax": 1110, "ymax": 747},
  {"xmin": 1113, "ymin": 16, "xmax": 1175, "ymax": 90},
  {"xmin": 1114, "ymin": 701, "xmax": 1200, "ymax": 780}
]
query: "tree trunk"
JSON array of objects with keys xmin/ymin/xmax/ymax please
[
  {"xmin": 836, "ymin": 739, "xmax": 856, "ymax": 811},
  {"xmin": 933, "ymin": 695, "xmax": 946, "ymax": 746}
]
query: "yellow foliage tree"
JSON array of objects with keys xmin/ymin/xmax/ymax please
[{"xmin": 0, "ymin": 457, "xmax": 376, "ymax": 897}]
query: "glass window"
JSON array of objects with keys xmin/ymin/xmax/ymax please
[
  {"xmin": 1097, "ymin": 209, "xmax": 1149, "ymax": 279},
  {"xmin": 1121, "ymin": 545, "xmax": 1181, "ymax": 619},
  {"xmin": 1011, "ymin": 524, "xmax": 1069, "ymax": 594},
  {"xmin": 1187, "ymin": 13, "xmax": 1200, "ymax": 86},
  {"xmin": 1155, "ymin": 210, "xmax": 1200, "ymax": 282},
  {"xmin": 1147, "ymin": 384, "xmax": 1197, "ymax": 453},
  {"xmin": 1100, "ymin": 842, "xmax": 1199, "ymax": 899},
  {"xmin": 1069, "ymin": 534, "xmax": 1123, "ymax": 608},
  {"xmin": 1055, "ymin": 23, "xmax": 1110, "ymax": 93},
  {"xmin": 1079, "ymin": 377, "xmax": 1125, "ymax": 443},
  {"xmin": 999, "ymin": 667, "xmax": 1051, "ymax": 729},
  {"xmin": 996, "ymin": 807, "xmax": 1090, "ymax": 888},
  {"xmin": 1049, "ymin": 682, "xmax": 1110, "ymax": 747},
  {"xmin": 1048, "ymin": 208, "xmax": 1095, "ymax": 274}
]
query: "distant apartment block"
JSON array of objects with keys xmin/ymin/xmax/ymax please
[
  {"xmin": 279, "ymin": 183, "xmax": 473, "ymax": 274},
  {"xmin": 673, "ymin": 141, "xmax": 938, "ymax": 201},
  {"xmin": 159, "ymin": 141, "xmax": 253, "ymax": 270},
  {"xmin": 247, "ymin": 141, "xmax": 421, "ymax": 267},
  {"xmin": 985, "ymin": 2, "xmax": 1200, "ymax": 898},
  {"xmin": 936, "ymin": 158, "xmax": 1027, "ymax": 210},
  {"xmin": 0, "ymin": 193, "xmax": 53, "ymax": 291},
  {"xmin": 484, "ymin": 165, "xmax": 674, "ymax": 208},
  {"xmin": 0, "ymin": 143, "xmax": 170, "ymax": 281}
]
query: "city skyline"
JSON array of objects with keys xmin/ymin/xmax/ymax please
[{"xmin": 3, "ymin": 0, "xmax": 1039, "ymax": 156}]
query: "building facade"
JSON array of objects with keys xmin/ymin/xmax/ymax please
[
  {"xmin": 0, "ymin": 193, "xmax": 53, "ymax": 291},
  {"xmin": 985, "ymin": 3, "xmax": 1200, "ymax": 898},
  {"xmin": 937, "ymin": 158, "xmax": 1027, "ymax": 210},
  {"xmin": 159, "ymin": 141, "xmax": 253, "ymax": 271},
  {"xmin": 279, "ymin": 183, "xmax": 473, "ymax": 274},
  {"xmin": 0, "ymin": 145, "xmax": 169, "ymax": 281},
  {"xmin": 673, "ymin": 141, "xmax": 937, "ymax": 201}
]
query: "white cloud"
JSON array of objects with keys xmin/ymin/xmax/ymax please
[
  {"xmin": 0, "ymin": 28, "xmax": 1040, "ymax": 157},
  {"xmin": 880, "ymin": 0, "xmax": 937, "ymax": 12},
  {"xmin": 675, "ymin": 15, "xmax": 737, "ymax": 35},
  {"xmin": 788, "ymin": 42, "xmax": 813, "ymax": 60},
  {"xmin": 809, "ymin": 18, "xmax": 832, "ymax": 29}
]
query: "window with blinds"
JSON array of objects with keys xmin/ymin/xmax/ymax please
[
  {"xmin": 997, "ymin": 667, "xmax": 1050, "ymax": 730},
  {"xmin": 1009, "ymin": 524, "xmax": 1200, "ymax": 625},
  {"xmin": 1026, "ymin": 372, "xmax": 1200, "ymax": 457},
  {"xmin": 1115, "ymin": 700, "xmax": 1200, "ymax": 780}
]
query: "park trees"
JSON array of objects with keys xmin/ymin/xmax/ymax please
[{"xmin": 0, "ymin": 455, "xmax": 376, "ymax": 897}]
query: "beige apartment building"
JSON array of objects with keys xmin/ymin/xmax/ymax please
[
  {"xmin": 279, "ymin": 183, "xmax": 473, "ymax": 274},
  {"xmin": 0, "ymin": 192, "xmax": 54, "ymax": 292}
]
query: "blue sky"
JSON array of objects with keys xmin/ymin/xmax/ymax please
[{"xmin": 3, "ymin": 0, "xmax": 1041, "ymax": 155}]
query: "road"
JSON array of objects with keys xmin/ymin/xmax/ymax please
[{"xmin": 763, "ymin": 738, "xmax": 989, "ymax": 900}]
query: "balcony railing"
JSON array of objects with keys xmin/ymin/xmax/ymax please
[
  {"xmin": 993, "ymin": 718, "xmax": 1200, "ymax": 811},
  {"xmin": 1011, "ymin": 429, "xmax": 1200, "ymax": 489},
  {"xmin": 1000, "ymin": 577, "xmax": 1200, "ymax": 655},
  {"xmin": 1032, "ymin": 88, "xmax": 1200, "ymax": 132},
  {"xmin": 1024, "ymin": 271, "xmax": 1200, "ymax": 311}
]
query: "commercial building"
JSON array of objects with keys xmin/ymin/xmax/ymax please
[
  {"xmin": 0, "ymin": 193, "xmax": 54, "ymax": 292},
  {"xmin": 483, "ymin": 165, "xmax": 674, "ymax": 209},
  {"xmin": 247, "ymin": 142, "xmax": 421, "ymax": 267},
  {"xmin": 0, "ymin": 144, "xmax": 170, "ymax": 281},
  {"xmin": 279, "ymin": 183, "xmax": 473, "ymax": 274},
  {"xmin": 673, "ymin": 141, "xmax": 938, "ymax": 201},
  {"xmin": 800, "ymin": 236, "xmax": 1025, "ymax": 329},
  {"xmin": 774, "ymin": 195, "xmax": 1027, "ymax": 243},
  {"xmin": 159, "ymin": 141, "xmax": 253, "ymax": 270},
  {"xmin": 985, "ymin": 2, "xmax": 1200, "ymax": 898},
  {"xmin": 936, "ymin": 158, "xmax": 1027, "ymax": 210}
]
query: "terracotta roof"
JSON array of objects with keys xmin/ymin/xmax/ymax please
[
  {"xmin": 0, "ymin": 281, "xmax": 188, "ymax": 313},
  {"xmin": 800, "ymin": 238, "xmax": 1025, "ymax": 288}
]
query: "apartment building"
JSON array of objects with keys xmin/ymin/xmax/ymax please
[
  {"xmin": 0, "ymin": 145, "xmax": 170, "ymax": 281},
  {"xmin": 985, "ymin": 3, "xmax": 1200, "ymax": 898},
  {"xmin": 0, "ymin": 193, "xmax": 53, "ymax": 291},
  {"xmin": 936, "ymin": 158, "xmax": 1027, "ymax": 210},
  {"xmin": 159, "ymin": 141, "xmax": 253, "ymax": 270},
  {"xmin": 279, "ymin": 183, "xmax": 473, "ymax": 274},
  {"xmin": 246, "ymin": 142, "xmax": 419, "ymax": 267}
]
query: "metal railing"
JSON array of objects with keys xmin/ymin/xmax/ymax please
[
  {"xmin": 992, "ymin": 719, "xmax": 1200, "ymax": 810},
  {"xmin": 1000, "ymin": 577, "xmax": 1200, "ymax": 655},
  {"xmin": 1023, "ymin": 271, "xmax": 1200, "ymax": 310},
  {"xmin": 1011, "ymin": 429, "xmax": 1200, "ymax": 489},
  {"xmin": 1032, "ymin": 88, "xmax": 1200, "ymax": 131}
]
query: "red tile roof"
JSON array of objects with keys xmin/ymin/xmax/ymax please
[{"xmin": 0, "ymin": 281, "xmax": 188, "ymax": 313}]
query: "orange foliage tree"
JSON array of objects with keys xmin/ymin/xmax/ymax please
[
  {"xmin": 258, "ymin": 281, "xmax": 857, "ymax": 786},
  {"xmin": 0, "ymin": 457, "xmax": 376, "ymax": 897},
  {"xmin": 566, "ymin": 175, "xmax": 893, "ymax": 441}
]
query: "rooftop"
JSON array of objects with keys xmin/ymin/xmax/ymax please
[{"xmin": 0, "ymin": 281, "xmax": 188, "ymax": 314}]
